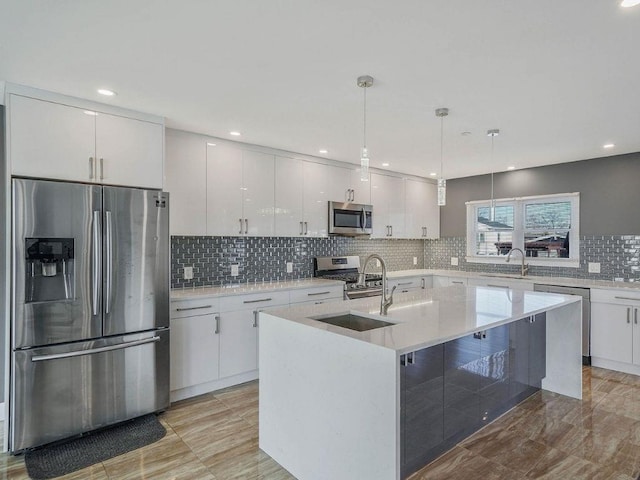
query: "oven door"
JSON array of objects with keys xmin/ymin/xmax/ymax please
[{"xmin": 328, "ymin": 202, "xmax": 372, "ymax": 236}]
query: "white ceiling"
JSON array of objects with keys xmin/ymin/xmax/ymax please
[{"xmin": 1, "ymin": 1, "xmax": 639, "ymax": 179}]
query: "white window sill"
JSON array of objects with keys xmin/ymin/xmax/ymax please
[{"xmin": 465, "ymin": 256, "xmax": 580, "ymax": 268}]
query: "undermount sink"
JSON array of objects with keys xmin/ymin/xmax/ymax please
[
  {"xmin": 310, "ymin": 312, "xmax": 394, "ymax": 332},
  {"xmin": 479, "ymin": 274, "xmax": 526, "ymax": 280}
]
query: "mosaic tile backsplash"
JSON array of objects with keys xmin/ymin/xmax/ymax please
[
  {"xmin": 171, "ymin": 234, "xmax": 640, "ymax": 288},
  {"xmin": 171, "ymin": 236, "xmax": 425, "ymax": 288},
  {"xmin": 425, "ymin": 236, "xmax": 640, "ymax": 282}
]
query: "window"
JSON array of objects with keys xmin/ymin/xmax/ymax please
[{"xmin": 466, "ymin": 193, "xmax": 579, "ymax": 267}]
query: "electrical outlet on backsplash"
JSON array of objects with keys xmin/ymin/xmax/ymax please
[
  {"xmin": 170, "ymin": 236, "xmax": 426, "ymax": 288},
  {"xmin": 424, "ymin": 235, "xmax": 640, "ymax": 282}
]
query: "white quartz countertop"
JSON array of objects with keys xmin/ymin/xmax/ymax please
[
  {"xmin": 388, "ymin": 268, "xmax": 640, "ymax": 290},
  {"xmin": 265, "ymin": 286, "xmax": 581, "ymax": 354},
  {"xmin": 170, "ymin": 278, "xmax": 343, "ymax": 300}
]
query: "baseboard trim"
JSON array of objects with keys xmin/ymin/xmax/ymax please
[{"xmin": 591, "ymin": 357, "xmax": 640, "ymax": 376}]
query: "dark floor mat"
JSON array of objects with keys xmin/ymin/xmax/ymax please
[{"xmin": 24, "ymin": 414, "xmax": 166, "ymax": 479}]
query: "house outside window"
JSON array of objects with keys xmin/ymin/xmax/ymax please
[{"xmin": 466, "ymin": 192, "xmax": 579, "ymax": 267}]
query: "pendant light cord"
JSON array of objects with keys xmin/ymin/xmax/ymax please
[
  {"xmin": 490, "ymin": 134, "xmax": 495, "ymax": 205},
  {"xmin": 440, "ymin": 116, "xmax": 444, "ymax": 178},
  {"xmin": 363, "ymin": 86, "xmax": 367, "ymax": 150}
]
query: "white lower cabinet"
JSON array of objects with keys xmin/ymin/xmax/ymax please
[
  {"xmin": 218, "ymin": 291, "xmax": 290, "ymax": 378},
  {"xmin": 467, "ymin": 277, "xmax": 534, "ymax": 291},
  {"xmin": 170, "ymin": 299, "xmax": 220, "ymax": 391}
]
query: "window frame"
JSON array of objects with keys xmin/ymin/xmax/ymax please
[{"xmin": 466, "ymin": 192, "xmax": 580, "ymax": 268}]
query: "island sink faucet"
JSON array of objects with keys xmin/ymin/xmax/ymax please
[
  {"xmin": 359, "ymin": 254, "xmax": 396, "ymax": 315},
  {"xmin": 506, "ymin": 248, "xmax": 529, "ymax": 276}
]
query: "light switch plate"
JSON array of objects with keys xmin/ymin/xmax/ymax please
[
  {"xmin": 413, "ymin": 257, "xmax": 418, "ymax": 266},
  {"xmin": 183, "ymin": 266, "xmax": 193, "ymax": 280},
  {"xmin": 588, "ymin": 262, "xmax": 601, "ymax": 274},
  {"xmin": 286, "ymin": 262, "xmax": 293, "ymax": 273},
  {"xmin": 451, "ymin": 257, "xmax": 459, "ymax": 266},
  {"xmin": 231, "ymin": 264, "xmax": 239, "ymax": 277}
]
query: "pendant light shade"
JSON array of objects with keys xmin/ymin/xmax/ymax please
[
  {"xmin": 357, "ymin": 75, "xmax": 373, "ymax": 182},
  {"xmin": 435, "ymin": 108, "xmax": 449, "ymax": 206}
]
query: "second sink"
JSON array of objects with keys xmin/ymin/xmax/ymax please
[{"xmin": 310, "ymin": 313, "xmax": 394, "ymax": 332}]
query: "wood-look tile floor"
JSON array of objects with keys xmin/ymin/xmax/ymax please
[{"xmin": 1, "ymin": 366, "xmax": 639, "ymax": 479}]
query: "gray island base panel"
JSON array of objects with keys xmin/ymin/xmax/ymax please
[{"xmin": 258, "ymin": 286, "xmax": 582, "ymax": 480}]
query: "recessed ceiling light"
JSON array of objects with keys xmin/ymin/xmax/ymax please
[
  {"xmin": 621, "ymin": 0, "xmax": 640, "ymax": 7},
  {"xmin": 97, "ymin": 88, "xmax": 116, "ymax": 96},
  {"xmin": 230, "ymin": 131, "xmax": 241, "ymax": 136},
  {"xmin": 429, "ymin": 172, "xmax": 437, "ymax": 176},
  {"xmin": 207, "ymin": 143, "xmax": 217, "ymax": 147},
  {"xmin": 603, "ymin": 143, "xmax": 615, "ymax": 149},
  {"xmin": 319, "ymin": 149, "xmax": 328, "ymax": 154},
  {"xmin": 507, "ymin": 166, "xmax": 515, "ymax": 170},
  {"xmin": 382, "ymin": 163, "xmax": 390, "ymax": 167},
  {"xmin": 83, "ymin": 110, "xmax": 97, "ymax": 116}
]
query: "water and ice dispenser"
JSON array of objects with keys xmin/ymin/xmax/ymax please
[{"xmin": 25, "ymin": 238, "xmax": 74, "ymax": 302}]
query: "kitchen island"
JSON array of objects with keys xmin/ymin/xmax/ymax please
[{"xmin": 259, "ymin": 285, "xmax": 582, "ymax": 480}]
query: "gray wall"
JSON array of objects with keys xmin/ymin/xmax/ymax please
[{"xmin": 441, "ymin": 152, "xmax": 640, "ymax": 237}]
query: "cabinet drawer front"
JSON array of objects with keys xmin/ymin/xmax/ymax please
[
  {"xmin": 171, "ymin": 298, "xmax": 219, "ymax": 319},
  {"xmin": 219, "ymin": 291, "xmax": 290, "ymax": 312},
  {"xmin": 289, "ymin": 286, "xmax": 344, "ymax": 304},
  {"xmin": 389, "ymin": 278, "xmax": 422, "ymax": 290},
  {"xmin": 591, "ymin": 288, "xmax": 640, "ymax": 305}
]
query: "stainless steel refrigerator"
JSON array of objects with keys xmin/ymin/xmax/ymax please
[{"xmin": 10, "ymin": 178, "xmax": 170, "ymax": 452}]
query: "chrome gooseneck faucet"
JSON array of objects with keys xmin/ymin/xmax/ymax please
[
  {"xmin": 506, "ymin": 248, "xmax": 529, "ymax": 276},
  {"xmin": 359, "ymin": 254, "xmax": 396, "ymax": 315}
]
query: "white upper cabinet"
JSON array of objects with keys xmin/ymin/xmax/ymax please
[
  {"xmin": 303, "ymin": 161, "xmax": 330, "ymax": 237},
  {"xmin": 371, "ymin": 172, "xmax": 405, "ymax": 238},
  {"xmin": 350, "ymin": 168, "xmax": 371, "ymax": 204},
  {"xmin": 275, "ymin": 156, "xmax": 304, "ymax": 236},
  {"xmin": 8, "ymin": 93, "xmax": 164, "ymax": 189},
  {"xmin": 405, "ymin": 179, "xmax": 440, "ymax": 239},
  {"xmin": 95, "ymin": 113, "xmax": 164, "ymax": 189},
  {"xmin": 9, "ymin": 95, "xmax": 95, "ymax": 182},
  {"xmin": 206, "ymin": 144, "xmax": 274, "ymax": 236},
  {"xmin": 165, "ymin": 129, "xmax": 207, "ymax": 235}
]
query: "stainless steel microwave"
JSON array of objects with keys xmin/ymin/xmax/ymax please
[{"xmin": 328, "ymin": 201, "xmax": 373, "ymax": 236}]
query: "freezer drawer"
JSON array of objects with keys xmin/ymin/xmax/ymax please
[{"xmin": 10, "ymin": 329, "xmax": 170, "ymax": 452}]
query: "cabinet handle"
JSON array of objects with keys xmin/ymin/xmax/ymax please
[
  {"xmin": 304, "ymin": 222, "xmax": 308, "ymax": 235},
  {"xmin": 243, "ymin": 297, "xmax": 273, "ymax": 304},
  {"xmin": 300, "ymin": 221, "xmax": 304, "ymax": 235},
  {"xmin": 89, "ymin": 157, "xmax": 95, "ymax": 180},
  {"xmin": 398, "ymin": 282, "xmax": 412, "ymax": 286},
  {"xmin": 239, "ymin": 218, "xmax": 243, "ymax": 235},
  {"xmin": 253, "ymin": 310, "xmax": 259, "ymax": 327},
  {"xmin": 421, "ymin": 278, "xmax": 425, "ymax": 289},
  {"xmin": 452, "ymin": 281, "xmax": 464, "ymax": 285},
  {"xmin": 307, "ymin": 291, "xmax": 331, "ymax": 296},
  {"xmin": 635, "ymin": 308, "xmax": 638, "ymax": 325},
  {"xmin": 351, "ymin": 189, "xmax": 355, "ymax": 201},
  {"xmin": 627, "ymin": 307, "xmax": 631, "ymax": 324},
  {"xmin": 487, "ymin": 284, "xmax": 510, "ymax": 289},
  {"xmin": 215, "ymin": 315, "xmax": 220, "ymax": 334},
  {"xmin": 390, "ymin": 225, "xmax": 393, "ymax": 236},
  {"xmin": 615, "ymin": 296, "xmax": 640, "ymax": 302},
  {"xmin": 386, "ymin": 225, "xmax": 391, "ymax": 237},
  {"xmin": 245, "ymin": 218, "xmax": 248, "ymax": 235},
  {"xmin": 99, "ymin": 158, "xmax": 104, "ymax": 180},
  {"xmin": 175, "ymin": 305, "xmax": 213, "ymax": 312}
]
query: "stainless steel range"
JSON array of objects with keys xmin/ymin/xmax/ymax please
[{"xmin": 314, "ymin": 256, "xmax": 383, "ymax": 299}]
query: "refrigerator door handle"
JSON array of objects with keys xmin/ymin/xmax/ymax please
[
  {"xmin": 92, "ymin": 210, "xmax": 102, "ymax": 316},
  {"xmin": 31, "ymin": 336, "xmax": 161, "ymax": 362},
  {"xmin": 105, "ymin": 210, "xmax": 113, "ymax": 314}
]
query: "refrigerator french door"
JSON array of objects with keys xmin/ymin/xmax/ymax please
[{"xmin": 10, "ymin": 178, "xmax": 170, "ymax": 452}]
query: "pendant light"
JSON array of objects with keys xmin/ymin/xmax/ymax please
[
  {"xmin": 357, "ymin": 75, "xmax": 373, "ymax": 182},
  {"xmin": 435, "ymin": 107, "xmax": 449, "ymax": 206},
  {"xmin": 487, "ymin": 129, "xmax": 500, "ymax": 221}
]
